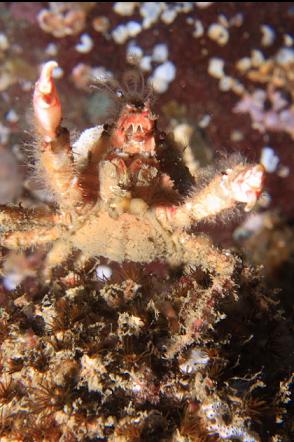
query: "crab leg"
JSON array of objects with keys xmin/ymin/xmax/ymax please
[
  {"xmin": 186, "ymin": 162, "xmax": 265, "ymax": 216},
  {"xmin": 1, "ymin": 226, "xmax": 61, "ymax": 250},
  {"xmin": 74, "ymin": 128, "xmax": 110, "ymax": 202},
  {"xmin": 0, "ymin": 206, "xmax": 62, "ymax": 232},
  {"xmin": 177, "ymin": 232, "xmax": 235, "ymax": 280},
  {"xmin": 33, "ymin": 61, "xmax": 61, "ymax": 142},
  {"xmin": 43, "ymin": 240, "xmax": 74, "ymax": 280},
  {"xmin": 33, "ymin": 61, "xmax": 83, "ymax": 209},
  {"xmin": 154, "ymin": 163, "xmax": 265, "ymax": 229}
]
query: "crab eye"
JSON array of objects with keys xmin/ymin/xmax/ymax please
[
  {"xmin": 133, "ymin": 100, "xmax": 144, "ymax": 110},
  {"xmin": 116, "ymin": 90, "xmax": 124, "ymax": 98}
]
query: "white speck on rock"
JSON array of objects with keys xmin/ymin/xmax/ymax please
[
  {"xmin": 251, "ymin": 49, "xmax": 265, "ymax": 67},
  {"xmin": 112, "ymin": 24, "xmax": 129, "ymax": 44},
  {"xmin": 180, "ymin": 3, "xmax": 194, "ymax": 13},
  {"xmin": 140, "ymin": 55, "xmax": 152, "ymax": 71},
  {"xmin": 229, "ymin": 12, "xmax": 244, "ymax": 27},
  {"xmin": 284, "ymin": 33, "xmax": 294, "ymax": 47},
  {"xmin": 230, "ymin": 129, "xmax": 244, "ymax": 142},
  {"xmin": 161, "ymin": 7, "xmax": 177, "ymax": 24},
  {"xmin": 0, "ymin": 33, "xmax": 9, "ymax": 51},
  {"xmin": 152, "ymin": 43, "xmax": 168, "ymax": 63},
  {"xmin": 140, "ymin": 2, "xmax": 162, "ymax": 29},
  {"xmin": 21, "ymin": 80, "xmax": 33, "ymax": 92},
  {"xmin": 3, "ymin": 272, "xmax": 23, "ymax": 291},
  {"xmin": 260, "ymin": 24, "xmax": 275, "ymax": 47},
  {"xmin": 258, "ymin": 191, "xmax": 271, "ymax": 208},
  {"xmin": 150, "ymin": 76, "xmax": 169, "ymax": 94},
  {"xmin": 126, "ymin": 21, "xmax": 142, "ymax": 37},
  {"xmin": 231, "ymin": 78, "xmax": 245, "ymax": 95},
  {"xmin": 195, "ymin": 2, "xmax": 214, "ymax": 9},
  {"xmin": 0, "ymin": 123, "xmax": 10, "ymax": 145},
  {"xmin": 218, "ymin": 14, "xmax": 229, "ymax": 29},
  {"xmin": 92, "ymin": 66, "xmax": 113, "ymax": 82},
  {"xmin": 208, "ymin": 57, "xmax": 224, "ymax": 79},
  {"xmin": 236, "ymin": 57, "xmax": 252, "ymax": 72},
  {"xmin": 219, "ymin": 75, "xmax": 234, "ymax": 91},
  {"xmin": 127, "ymin": 41, "xmax": 143, "ymax": 61},
  {"xmin": 155, "ymin": 61, "xmax": 176, "ymax": 82},
  {"xmin": 208, "ymin": 23, "xmax": 229, "ymax": 46},
  {"xmin": 150, "ymin": 61, "xmax": 176, "ymax": 93},
  {"xmin": 6, "ymin": 109, "xmax": 19, "ymax": 123},
  {"xmin": 75, "ymin": 34, "xmax": 94, "ymax": 53},
  {"xmin": 92, "ymin": 16, "xmax": 110, "ymax": 34},
  {"xmin": 277, "ymin": 165, "xmax": 290, "ymax": 178},
  {"xmin": 113, "ymin": 2, "xmax": 138, "ymax": 16},
  {"xmin": 198, "ymin": 114, "xmax": 211, "ymax": 128},
  {"xmin": 52, "ymin": 65, "xmax": 64, "ymax": 79},
  {"xmin": 260, "ymin": 146, "xmax": 279, "ymax": 173},
  {"xmin": 275, "ymin": 47, "xmax": 294, "ymax": 64},
  {"xmin": 112, "ymin": 21, "xmax": 142, "ymax": 44},
  {"xmin": 45, "ymin": 42, "xmax": 58, "ymax": 56},
  {"xmin": 193, "ymin": 19, "xmax": 204, "ymax": 38}
]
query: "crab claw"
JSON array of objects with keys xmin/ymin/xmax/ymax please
[
  {"xmin": 225, "ymin": 164, "xmax": 265, "ymax": 212},
  {"xmin": 33, "ymin": 61, "xmax": 61, "ymax": 141}
]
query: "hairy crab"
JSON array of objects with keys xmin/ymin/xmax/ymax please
[{"xmin": 0, "ymin": 61, "xmax": 264, "ymax": 280}]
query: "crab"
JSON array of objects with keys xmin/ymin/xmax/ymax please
[{"xmin": 0, "ymin": 61, "xmax": 264, "ymax": 280}]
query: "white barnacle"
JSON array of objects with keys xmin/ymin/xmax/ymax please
[
  {"xmin": 260, "ymin": 24, "xmax": 275, "ymax": 47},
  {"xmin": 260, "ymin": 146, "xmax": 279, "ymax": 173},
  {"xmin": 208, "ymin": 57, "xmax": 225, "ymax": 79},
  {"xmin": 208, "ymin": 23, "xmax": 229, "ymax": 46},
  {"xmin": 179, "ymin": 349, "xmax": 210, "ymax": 374},
  {"xmin": 75, "ymin": 34, "xmax": 94, "ymax": 53}
]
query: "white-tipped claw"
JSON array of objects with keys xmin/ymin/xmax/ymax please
[
  {"xmin": 33, "ymin": 61, "xmax": 62, "ymax": 141},
  {"xmin": 228, "ymin": 164, "xmax": 265, "ymax": 211}
]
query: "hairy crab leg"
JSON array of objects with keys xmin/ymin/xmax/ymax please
[
  {"xmin": 43, "ymin": 240, "xmax": 74, "ymax": 281},
  {"xmin": 177, "ymin": 232, "xmax": 236, "ymax": 280},
  {"xmin": 33, "ymin": 61, "xmax": 83, "ymax": 209},
  {"xmin": 154, "ymin": 163, "xmax": 265, "ymax": 229},
  {"xmin": 1, "ymin": 226, "xmax": 61, "ymax": 250},
  {"xmin": 73, "ymin": 127, "xmax": 110, "ymax": 202},
  {"xmin": 0, "ymin": 206, "xmax": 64, "ymax": 232}
]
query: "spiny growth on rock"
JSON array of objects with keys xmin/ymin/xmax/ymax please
[{"xmin": 0, "ymin": 258, "xmax": 293, "ymax": 440}]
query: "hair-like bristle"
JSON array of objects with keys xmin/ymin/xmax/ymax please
[{"xmin": 92, "ymin": 66, "xmax": 153, "ymax": 122}]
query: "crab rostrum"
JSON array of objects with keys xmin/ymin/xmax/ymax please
[{"xmin": 0, "ymin": 61, "xmax": 264, "ymax": 280}]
